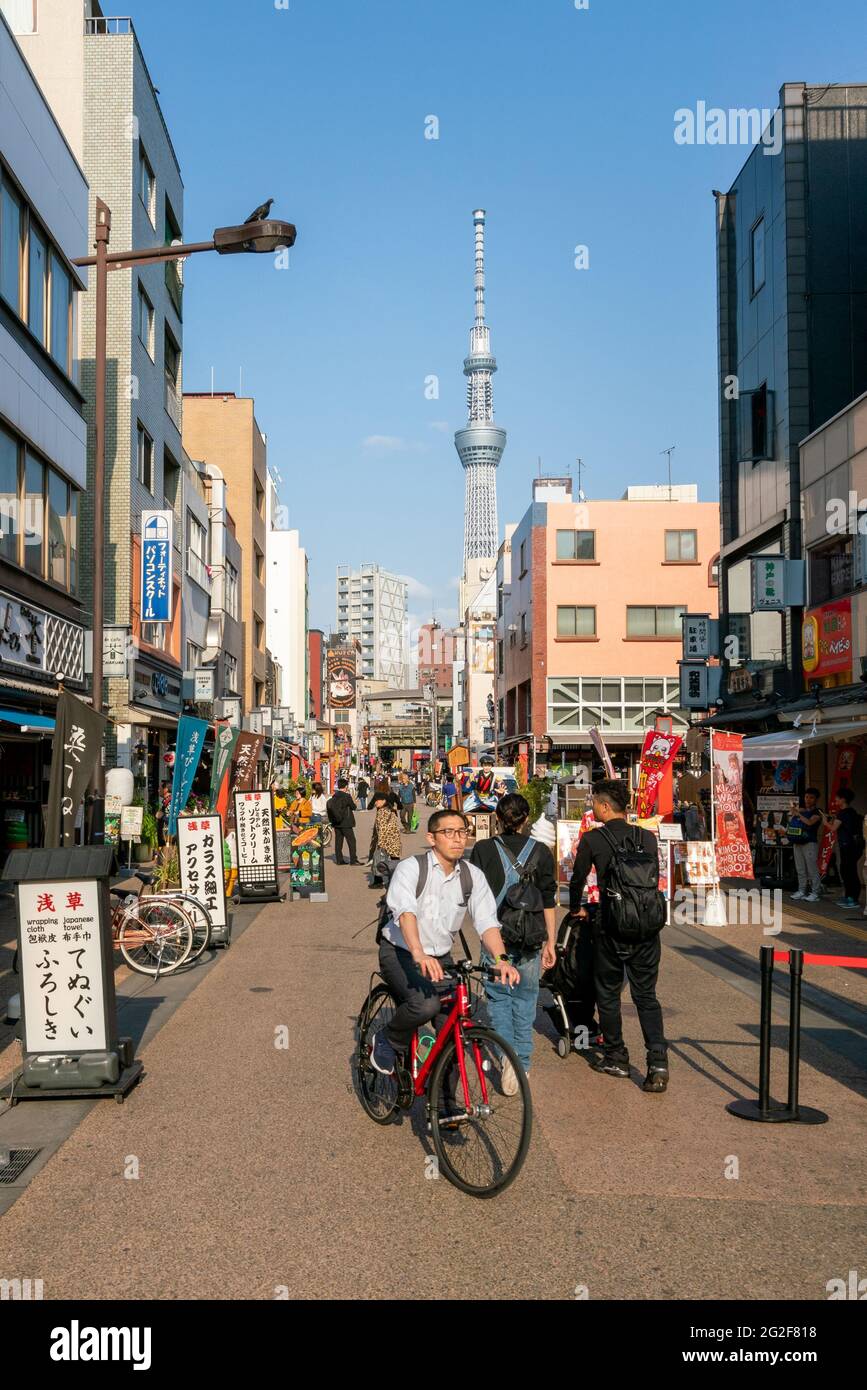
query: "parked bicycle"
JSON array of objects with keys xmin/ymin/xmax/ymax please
[
  {"xmin": 355, "ymin": 958, "xmax": 532, "ymax": 1197},
  {"xmin": 109, "ymin": 875, "xmax": 196, "ymax": 978}
]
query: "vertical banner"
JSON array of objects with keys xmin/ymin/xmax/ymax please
[
  {"xmin": 141, "ymin": 510, "xmax": 173, "ymax": 623},
  {"xmin": 711, "ymin": 732, "xmax": 753, "ymax": 878},
  {"xmin": 209, "ymin": 722, "xmax": 239, "ymax": 812},
  {"xmin": 818, "ymin": 743, "xmax": 860, "ymax": 878},
  {"xmin": 588, "ymin": 725, "xmax": 616, "ymax": 779},
  {"xmin": 634, "ymin": 729, "xmax": 683, "ymax": 819},
  {"xmin": 177, "ymin": 813, "xmax": 228, "ymax": 930},
  {"xmin": 167, "ymin": 715, "xmax": 209, "ymax": 837},
  {"xmin": 45, "ymin": 690, "xmax": 108, "ymax": 848},
  {"xmin": 326, "ymin": 648, "xmax": 357, "ymax": 711}
]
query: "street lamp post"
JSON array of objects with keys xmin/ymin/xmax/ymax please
[{"xmin": 73, "ymin": 208, "xmax": 297, "ymax": 840}]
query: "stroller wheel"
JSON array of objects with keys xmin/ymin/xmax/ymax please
[{"xmin": 556, "ymin": 1036, "xmax": 570, "ymax": 1059}]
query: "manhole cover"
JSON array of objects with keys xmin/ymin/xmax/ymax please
[{"xmin": 0, "ymin": 1149, "xmax": 41, "ymax": 1184}]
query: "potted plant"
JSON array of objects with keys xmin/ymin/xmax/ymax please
[{"xmin": 135, "ymin": 807, "xmax": 158, "ymax": 863}]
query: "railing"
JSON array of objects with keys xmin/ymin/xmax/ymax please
[
  {"xmin": 85, "ymin": 17, "xmax": 132, "ymax": 35},
  {"xmin": 165, "ymin": 376, "xmax": 182, "ymax": 432}
]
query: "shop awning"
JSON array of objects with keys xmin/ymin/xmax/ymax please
[
  {"xmin": 0, "ymin": 708, "xmax": 55, "ymax": 731},
  {"xmin": 741, "ymin": 720, "xmax": 867, "ymax": 762}
]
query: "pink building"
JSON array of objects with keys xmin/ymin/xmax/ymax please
[{"xmin": 496, "ymin": 478, "xmax": 720, "ymax": 777}]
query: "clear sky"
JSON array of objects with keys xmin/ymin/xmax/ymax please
[{"xmin": 131, "ymin": 0, "xmax": 866, "ymax": 634}]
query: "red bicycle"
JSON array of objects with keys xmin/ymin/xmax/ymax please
[{"xmin": 355, "ymin": 959, "xmax": 532, "ymax": 1197}]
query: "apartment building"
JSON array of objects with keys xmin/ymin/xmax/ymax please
[
  {"xmin": 0, "ymin": 10, "xmax": 88, "ymax": 841},
  {"xmin": 497, "ymin": 477, "xmax": 720, "ymax": 777},
  {"xmin": 335, "ymin": 563, "xmax": 409, "ymax": 686},
  {"xmin": 7, "ymin": 2, "xmax": 191, "ymax": 799},
  {"xmin": 183, "ymin": 393, "xmax": 270, "ymax": 712},
  {"xmin": 266, "ymin": 475, "xmax": 308, "ymax": 724}
]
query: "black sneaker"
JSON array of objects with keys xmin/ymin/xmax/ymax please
[
  {"xmin": 643, "ymin": 1065, "xmax": 669, "ymax": 1093},
  {"xmin": 590, "ymin": 1053, "xmax": 630, "ymax": 1079},
  {"xmin": 369, "ymin": 1032, "xmax": 397, "ymax": 1076}
]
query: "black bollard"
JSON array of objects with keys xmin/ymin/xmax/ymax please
[{"xmin": 727, "ymin": 945, "xmax": 828, "ymax": 1123}]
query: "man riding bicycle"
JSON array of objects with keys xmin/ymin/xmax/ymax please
[{"xmin": 370, "ymin": 809, "xmax": 520, "ymax": 1077}]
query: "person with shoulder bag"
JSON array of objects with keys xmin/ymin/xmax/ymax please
[
  {"xmin": 569, "ymin": 779, "xmax": 669, "ymax": 1093},
  {"xmin": 470, "ymin": 793, "xmax": 557, "ymax": 1093}
]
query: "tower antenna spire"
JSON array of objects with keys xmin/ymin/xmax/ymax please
[{"xmin": 455, "ymin": 210, "xmax": 507, "ymax": 614}]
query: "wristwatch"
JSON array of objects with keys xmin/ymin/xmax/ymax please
[{"xmin": 497, "ymin": 953, "xmax": 510, "ymax": 963}]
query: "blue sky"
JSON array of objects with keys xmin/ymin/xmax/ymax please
[{"xmin": 132, "ymin": 0, "xmax": 867, "ymax": 632}]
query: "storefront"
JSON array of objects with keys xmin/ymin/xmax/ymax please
[{"xmin": 126, "ymin": 656, "xmax": 183, "ymax": 806}]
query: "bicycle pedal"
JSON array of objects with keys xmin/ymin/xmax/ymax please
[{"xmin": 395, "ymin": 1065, "xmax": 414, "ymax": 1109}]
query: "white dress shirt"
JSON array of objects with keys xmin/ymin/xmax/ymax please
[{"xmin": 382, "ymin": 850, "xmax": 500, "ymax": 957}]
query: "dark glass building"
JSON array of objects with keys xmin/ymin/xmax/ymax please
[{"xmin": 715, "ymin": 82, "xmax": 867, "ymax": 711}]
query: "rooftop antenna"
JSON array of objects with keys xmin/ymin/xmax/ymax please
[
  {"xmin": 576, "ymin": 456, "xmax": 588, "ymax": 503},
  {"xmin": 660, "ymin": 444, "xmax": 676, "ymax": 502},
  {"xmin": 537, "ymin": 456, "xmax": 543, "ymax": 477}
]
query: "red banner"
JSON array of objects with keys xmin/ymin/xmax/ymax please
[
  {"xmin": 712, "ymin": 732, "xmax": 753, "ymax": 878},
  {"xmin": 635, "ymin": 730, "xmax": 683, "ymax": 818},
  {"xmin": 818, "ymin": 743, "xmax": 859, "ymax": 878}
]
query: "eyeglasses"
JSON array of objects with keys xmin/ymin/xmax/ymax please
[{"xmin": 434, "ymin": 828, "xmax": 468, "ymax": 840}]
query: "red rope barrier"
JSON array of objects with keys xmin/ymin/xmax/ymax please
[{"xmin": 773, "ymin": 951, "xmax": 867, "ymax": 969}]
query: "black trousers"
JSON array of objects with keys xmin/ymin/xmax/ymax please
[
  {"xmin": 840, "ymin": 845, "xmax": 862, "ymax": 901},
  {"xmin": 593, "ymin": 929, "xmax": 667, "ymax": 1064},
  {"xmin": 400, "ymin": 805, "xmax": 413, "ymax": 830},
  {"xmin": 333, "ymin": 827, "xmax": 357, "ymax": 864},
  {"xmin": 379, "ymin": 939, "xmax": 454, "ymax": 1053}
]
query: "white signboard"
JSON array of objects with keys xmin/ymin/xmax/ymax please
[
  {"xmin": 234, "ymin": 791, "xmax": 277, "ymax": 884},
  {"xmin": 19, "ymin": 879, "xmax": 108, "ymax": 1053},
  {"xmin": 194, "ymin": 667, "xmax": 215, "ymax": 702},
  {"xmin": 177, "ymin": 813, "xmax": 228, "ymax": 929},
  {"xmin": 658, "ymin": 822, "xmax": 684, "ymax": 841},
  {"xmin": 119, "ymin": 805, "xmax": 143, "ymax": 843},
  {"xmin": 103, "ymin": 627, "xmax": 130, "ymax": 679},
  {"xmin": 751, "ymin": 554, "xmax": 786, "ymax": 612}
]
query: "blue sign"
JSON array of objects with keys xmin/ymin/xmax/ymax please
[
  {"xmin": 168, "ymin": 714, "xmax": 209, "ymax": 837},
  {"xmin": 141, "ymin": 510, "xmax": 173, "ymax": 624}
]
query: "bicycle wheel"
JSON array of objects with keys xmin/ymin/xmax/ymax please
[
  {"xmin": 321, "ymin": 823, "xmax": 333, "ymax": 847},
  {"xmin": 118, "ymin": 899, "xmax": 193, "ymax": 976},
  {"xmin": 428, "ymin": 1024, "xmax": 531, "ymax": 1198},
  {"xmin": 355, "ymin": 984, "xmax": 401, "ymax": 1124},
  {"xmin": 163, "ymin": 893, "xmax": 212, "ymax": 962}
]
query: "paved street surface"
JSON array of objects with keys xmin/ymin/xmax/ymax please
[{"xmin": 0, "ymin": 810, "xmax": 865, "ymax": 1301}]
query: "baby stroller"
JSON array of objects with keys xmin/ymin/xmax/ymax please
[
  {"xmin": 368, "ymin": 847, "xmax": 396, "ymax": 890},
  {"xmin": 540, "ymin": 909, "xmax": 602, "ymax": 1058}
]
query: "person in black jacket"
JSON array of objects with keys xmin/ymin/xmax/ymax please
[
  {"xmin": 826, "ymin": 788, "xmax": 864, "ymax": 908},
  {"xmin": 569, "ymin": 778, "xmax": 669, "ymax": 1093},
  {"xmin": 327, "ymin": 778, "xmax": 359, "ymax": 865}
]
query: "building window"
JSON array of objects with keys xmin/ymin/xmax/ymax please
[
  {"xmin": 556, "ymin": 529, "xmax": 595, "ymax": 561},
  {"xmin": 186, "ymin": 641, "xmax": 202, "ymax": 671},
  {"xmin": 519, "ymin": 540, "xmax": 526, "ymax": 575},
  {"xmin": 557, "ymin": 605, "xmax": 596, "ymax": 637},
  {"xmin": 28, "ymin": 223, "xmax": 47, "ymax": 344},
  {"xmin": 137, "ymin": 282, "xmax": 154, "ymax": 357},
  {"xmin": 520, "ymin": 612, "xmax": 527, "ymax": 646},
  {"xmin": 809, "ymin": 537, "xmax": 853, "ymax": 605},
  {"xmin": 0, "ymin": 182, "xmax": 22, "ymax": 313},
  {"xmin": 739, "ymin": 383, "xmax": 773, "ymax": 462},
  {"xmin": 0, "ymin": 426, "xmax": 19, "ymax": 565},
  {"xmin": 139, "ymin": 144, "xmax": 155, "ymax": 224},
  {"xmin": 224, "ymin": 651, "xmax": 238, "ymax": 693},
  {"xmin": 751, "ymin": 216, "xmax": 765, "ymax": 296},
  {"xmin": 665, "ymin": 529, "xmax": 697, "ymax": 562},
  {"xmin": 225, "ymin": 559, "xmax": 239, "ymax": 619},
  {"xmin": 548, "ymin": 675, "xmax": 686, "ymax": 735},
  {"xmin": 255, "ymin": 618, "xmax": 264, "ymax": 651},
  {"xmin": 47, "ymin": 467, "xmax": 68, "ymax": 586},
  {"xmin": 709, "ymin": 553, "xmax": 720, "ymax": 586},
  {"xmin": 255, "ymin": 545, "xmax": 264, "ymax": 584},
  {"xmin": 627, "ymin": 605, "xmax": 685, "ymax": 638},
  {"xmin": 49, "ymin": 252, "xmax": 71, "ymax": 371},
  {"xmin": 23, "ymin": 452, "xmax": 44, "ymax": 576},
  {"xmin": 186, "ymin": 511, "xmax": 209, "ymax": 589},
  {"xmin": 4, "ymin": 1, "xmax": 37, "ymax": 34},
  {"xmin": 137, "ymin": 424, "xmax": 154, "ymax": 493},
  {"xmin": 164, "ymin": 197, "xmax": 183, "ymax": 318}
]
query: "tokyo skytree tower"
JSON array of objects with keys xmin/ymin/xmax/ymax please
[{"xmin": 455, "ymin": 210, "xmax": 506, "ymax": 607}]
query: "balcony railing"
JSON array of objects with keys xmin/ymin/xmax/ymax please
[
  {"xmin": 165, "ymin": 376, "xmax": 182, "ymax": 432},
  {"xmin": 85, "ymin": 17, "xmax": 132, "ymax": 35}
]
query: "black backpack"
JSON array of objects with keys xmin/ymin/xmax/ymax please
[
  {"xmin": 494, "ymin": 838, "xmax": 548, "ymax": 955},
  {"xmin": 596, "ymin": 825, "xmax": 666, "ymax": 944},
  {"xmin": 375, "ymin": 853, "xmax": 473, "ymax": 948}
]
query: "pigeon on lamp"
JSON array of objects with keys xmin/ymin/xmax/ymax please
[{"xmin": 244, "ymin": 198, "xmax": 274, "ymax": 224}]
